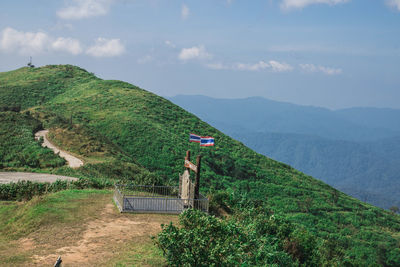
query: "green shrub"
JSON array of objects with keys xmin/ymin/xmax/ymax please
[
  {"xmin": 156, "ymin": 209, "xmax": 295, "ymax": 267},
  {"xmin": 0, "ymin": 178, "xmax": 113, "ymax": 201}
]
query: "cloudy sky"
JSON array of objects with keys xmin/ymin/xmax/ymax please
[{"xmin": 1, "ymin": 0, "xmax": 399, "ymax": 109}]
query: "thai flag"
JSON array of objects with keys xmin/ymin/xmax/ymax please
[
  {"xmin": 189, "ymin": 133, "xmax": 201, "ymax": 143},
  {"xmin": 200, "ymin": 136, "xmax": 215, "ymax": 147}
]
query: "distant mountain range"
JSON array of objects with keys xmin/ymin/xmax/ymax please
[{"xmin": 169, "ymin": 95, "xmax": 400, "ymax": 209}]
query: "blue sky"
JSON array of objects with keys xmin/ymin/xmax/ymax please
[{"xmin": 0, "ymin": 0, "xmax": 399, "ymax": 109}]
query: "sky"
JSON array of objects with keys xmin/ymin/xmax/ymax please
[{"xmin": 0, "ymin": 0, "xmax": 399, "ymax": 109}]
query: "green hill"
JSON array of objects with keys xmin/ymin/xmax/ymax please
[{"xmin": 1, "ymin": 65, "xmax": 400, "ymax": 266}]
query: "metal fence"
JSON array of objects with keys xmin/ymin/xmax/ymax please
[
  {"xmin": 113, "ymin": 184, "xmax": 209, "ymax": 214},
  {"xmin": 119, "ymin": 184, "xmax": 179, "ymax": 198}
]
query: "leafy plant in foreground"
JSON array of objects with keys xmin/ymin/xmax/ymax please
[{"xmin": 156, "ymin": 209, "xmax": 295, "ymax": 267}]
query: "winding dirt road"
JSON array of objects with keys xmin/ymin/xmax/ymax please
[{"xmin": 35, "ymin": 130, "xmax": 83, "ymax": 168}]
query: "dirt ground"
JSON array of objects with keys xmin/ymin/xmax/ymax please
[
  {"xmin": 0, "ymin": 172, "xmax": 78, "ymax": 184},
  {"xmin": 12, "ymin": 200, "xmax": 178, "ymax": 266}
]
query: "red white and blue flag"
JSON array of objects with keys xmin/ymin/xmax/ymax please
[
  {"xmin": 200, "ymin": 136, "xmax": 215, "ymax": 147},
  {"xmin": 189, "ymin": 133, "xmax": 201, "ymax": 143},
  {"xmin": 189, "ymin": 133, "xmax": 215, "ymax": 146}
]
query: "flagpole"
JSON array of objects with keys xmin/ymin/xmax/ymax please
[{"xmin": 194, "ymin": 154, "xmax": 202, "ymax": 200}]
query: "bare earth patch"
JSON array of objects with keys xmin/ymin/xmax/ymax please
[
  {"xmin": 0, "ymin": 172, "xmax": 78, "ymax": 184},
  {"xmin": 20, "ymin": 203, "xmax": 177, "ymax": 266}
]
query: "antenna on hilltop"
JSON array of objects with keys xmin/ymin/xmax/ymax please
[{"xmin": 27, "ymin": 56, "xmax": 35, "ymax": 68}]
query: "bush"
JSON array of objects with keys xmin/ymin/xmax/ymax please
[
  {"xmin": 156, "ymin": 209, "xmax": 295, "ymax": 267},
  {"xmin": 0, "ymin": 178, "xmax": 113, "ymax": 201}
]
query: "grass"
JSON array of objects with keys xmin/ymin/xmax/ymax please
[
  {"xmin": 0, "ymin": 189, "xmax": 110, "ymax": 240},
  {"xmin": 47, "ymin": 126, "xmax": 122, "ymax": 164},
  {"xmin": 108, "ymin": 239, "xmax": 166, "ymax": 267}
]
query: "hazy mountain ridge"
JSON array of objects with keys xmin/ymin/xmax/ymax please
[{"xmin": 169, "ymin": 95, "xmax": 400, "ymax": 142}]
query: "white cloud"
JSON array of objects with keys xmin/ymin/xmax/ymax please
[
  {"xmin": 208, "ymin": 60, "xmax": 341, "ymax": 75},
  {"xmin": 0, "ymin": 27, "xmax": 50, "ymax": 55},
  {"xmin": 52, "ymin": 37, "xmax": 83, "ymax": 55},
  {"xmin": 0, "ymin": 27, "xmax": 83, "ymax": 56},
  {"xmin": 86, "ymin": 38, "xmax": 125, "ymax": 57},
  {"xmin": 235, "ymin": 61, "xmax": 271, "ymax": 71},
  {"xmin": 234, "ymin": 60, "xmax": 293, "ymax": 72},
  {"xmin": 269, "ymin": 60, "xmax": 294, "ymax": 72},
  {"xmin": 280, "ymin": 0, "xmax": 349, "ymax": 10},
  {"xmin": 386, "ymin": 0, "xmax": 400, "ymax": 11},
  {"xmin": 208, "ymin": 60, "xmax": 291, "ymax": 72},
  {"xmin": 178, "ymin": 45, "xmax": 212, "ymax": 61},
  {"xmin": 0, "ymin": 27, "xmax": 126, "ymax": 58},
  {"xmin": 300, "ymin": 63, "xmax": 342, "ymax": 75},
  {"xmin": 165, "ymin": 40, "xmax": 176, "ymax": 48},
  {"xmin": 206, "ymin": 60, "xmax": 293, "ymax": 72},
  {"xmin": 57, "ymin": 0, "xmax": 113, "ymax": 20},
  {"xmin": 181, "ymin": 4, "xmax": 190, "ymax": 20}
]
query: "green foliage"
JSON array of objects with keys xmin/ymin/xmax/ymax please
[
  {"xmin": 54, "ymin": 160, "xmax": 161, "ymax": 185},
  {"xmin": 0, "ymin": 178, "xmax": 112, "ymax": 201},
  {"xmin": 0, "ymin": 112, "xmax": 65, "ymax": 169},
  {"xmin": 156, "ymin": 209, "xmax": 295, "ymax": 267}
]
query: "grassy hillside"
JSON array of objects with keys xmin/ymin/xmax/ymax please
[
  {"xmin": 0, "ymin": 111, "xmax": 65, "ymax": 170},
  {"xmin": 0, "ymin": 107, "xmax": 158, "ymax": 186},
  {"xmin": 1, "ymin": 65, "xmax": 400, "ymax": 265}
]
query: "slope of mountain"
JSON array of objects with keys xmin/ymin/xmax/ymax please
[{"xmin": 1, "ymin": 66, "xmax": 400, "ymax": 265}]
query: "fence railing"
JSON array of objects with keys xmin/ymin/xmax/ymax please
[
  {"xmin": 118, "ymin": 184, "xmax": 179, "ymax": 198},
  {"xmin": 114, "ymin": 184, "xmax": 208, "ymax": 214}
]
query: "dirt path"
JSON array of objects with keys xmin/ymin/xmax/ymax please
[
  {"xmin": 35, "ymin": 130, "xmax": 83, "ymax": 168},
  {"xmin": 0, "ymin": 172, "xmax": 78, "ymax": 184},
  {"xmin": 27, "ymin": 203, "xmax": 177, "ymax": 266}
]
